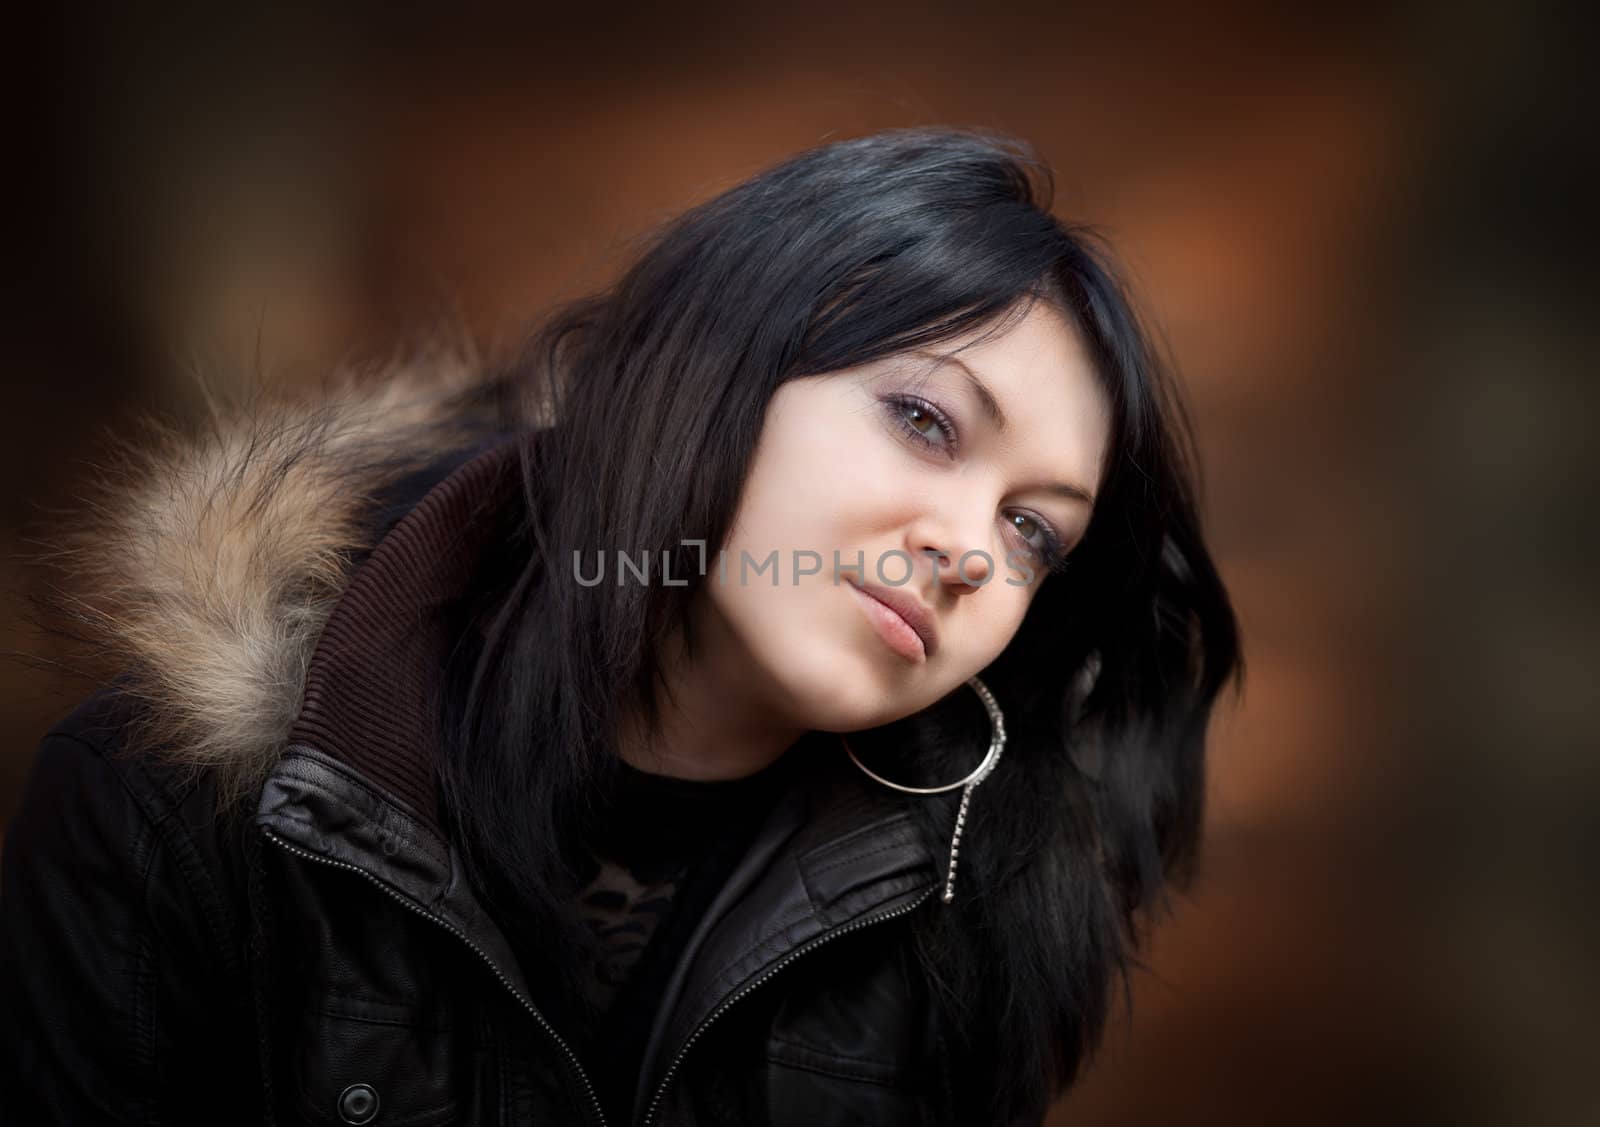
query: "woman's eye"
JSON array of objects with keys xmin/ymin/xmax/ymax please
[
  {"xmin": 1006, "ymin": 511, "xmax": 1065, "ymax": 567},
  {"xmin": 905, "ymin": 404, "xmax": 941, "ymax": 438},
  {"xmin": 885, "ymin": 395, "xmax": 958, "ymax": 455}
]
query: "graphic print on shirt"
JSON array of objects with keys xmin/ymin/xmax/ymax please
[{"xmin": 576, "ymin": 855, "xmax": 689, "ymax": 1013}]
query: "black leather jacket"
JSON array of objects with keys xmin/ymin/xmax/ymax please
[{"xmin": 1, "ymin": 412, "xmax": 995, "ymax": 1126}]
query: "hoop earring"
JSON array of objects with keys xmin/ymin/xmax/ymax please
[{"xmin": 839, "ymin": 676, "xmax": 1007, "ymax": 904}]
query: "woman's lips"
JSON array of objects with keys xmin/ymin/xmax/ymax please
[{"xmin": 847, "ymin": 581, "xmax": 939, "ymax": 663}]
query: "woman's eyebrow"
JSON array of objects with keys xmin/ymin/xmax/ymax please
[
  {"xmin": 912, "ymin": 350, "xmax": 1009, "ymax": 434},
  {"xmin": 1042, "ymin": 481, "xmax": 1097, "ymax": 506},
  {"xmin": 910, "ymin": 349, "xmax": 1097, "ymax": 508}
]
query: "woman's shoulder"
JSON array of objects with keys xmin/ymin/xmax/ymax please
[
  {"xmin": 3, "ymin": 683, "xmax": 257, "ymax": 990},
  {"xmin": 18, "ymin": 684, "xmax": 250, "ymax": 885},
  {"xmin": 1, "ymin": 685, "xmax": 265, "ymax": 1120},
  {"xmin": 36, "ymin": 682, "xmax": 216, "ymax": 803}
]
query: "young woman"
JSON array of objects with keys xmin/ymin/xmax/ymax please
[{"xmin": 1, "ymin": 127, "xmax": 1240, "ymax": 1126}]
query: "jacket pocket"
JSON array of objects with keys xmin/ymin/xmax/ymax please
[
  {"xmin": 291, "ymin": 998, "xmax": 461, "ymax": 1126},
  {"xmin": 763, "ymin": 1041, "xmax": 925, "ymax": 1127},
  {"xmin": 758, "ymin": 923, "xmax": 946, "ymax": 1127}
]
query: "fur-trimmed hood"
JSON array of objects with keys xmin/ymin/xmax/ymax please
[{"xmin": 44, "ymin": 354, "xmax": 515, "ymax": 810}]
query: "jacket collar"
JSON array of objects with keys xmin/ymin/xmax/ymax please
[{"xmin": 282, "ymin": 435, "xmax": 519, "ymax": 833}]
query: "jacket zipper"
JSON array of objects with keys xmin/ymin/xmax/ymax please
[
  {"xmin": 261, "ymin": 829, "xmax": 609, "ymax": 1127},
  {"xmin": 637, "ymin": 884, "xmax": 936, "ymax": 1127}
]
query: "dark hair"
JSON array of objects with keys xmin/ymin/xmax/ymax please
[{"xmin": 435, "ymin": 126, "xmax": 1241, "ymax": 1122}]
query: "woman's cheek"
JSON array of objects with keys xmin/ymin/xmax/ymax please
[{"xmin": 977, "ymin": 590, "xmax": 1031, "ymax": 665}]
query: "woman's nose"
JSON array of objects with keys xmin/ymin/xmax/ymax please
[{"xmin": 909, "ymin": 509, "xmax": 994, "ymax": 592}]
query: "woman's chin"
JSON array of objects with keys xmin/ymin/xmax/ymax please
[{"xmin": 773, "ymin": 646, "xmax": 941, "ymax": 734}]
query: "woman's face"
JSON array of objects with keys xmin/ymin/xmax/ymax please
[{"xmin": 697, "ymin": 299, "xmax": 1112, "ymax": 734}]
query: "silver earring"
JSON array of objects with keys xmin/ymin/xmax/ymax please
[{"xmin": 839, "ymin": 676, "xmax": 1007, "ymax": 904}]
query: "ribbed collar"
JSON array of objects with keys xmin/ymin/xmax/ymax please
[{"xmin": 286, "ymin": 435, "xmax": 523, "ymax": 830}]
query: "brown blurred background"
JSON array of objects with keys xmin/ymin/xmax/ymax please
[{"xmin": 3, "ymin": 3, "xmax": 1594, "ymax": 1124}]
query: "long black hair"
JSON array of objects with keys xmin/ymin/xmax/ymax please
[{"xmin": 434, "ymin": 126, "xmax": 1241, "ymax": 1121}]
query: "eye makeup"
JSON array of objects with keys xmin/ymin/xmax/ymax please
[{"xmin": 883, "ymin": 392, "xmax": 959, "ymax": 456}]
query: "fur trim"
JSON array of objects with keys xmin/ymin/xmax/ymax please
[{"xmin": 42, "ymin": 349, "xmax": 504, "ymax": 810}]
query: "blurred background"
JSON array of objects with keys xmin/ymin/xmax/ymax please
[{"xmin": 2, "ymin": 3, "xmax": 1593, "ymax": 1123}]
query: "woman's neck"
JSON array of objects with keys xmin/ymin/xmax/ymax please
[
  {"xmin": 614, "ymin": 606, "xmax": 805, "ymax": 782},
  {"xmin": 616, "ymin": 707, "xmax": 803, "ymax": 782}
]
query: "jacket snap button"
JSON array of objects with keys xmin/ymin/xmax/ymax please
[{"xmin": 337, "ymin": 1082, "xmax": 380, "ymax": 1124}]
